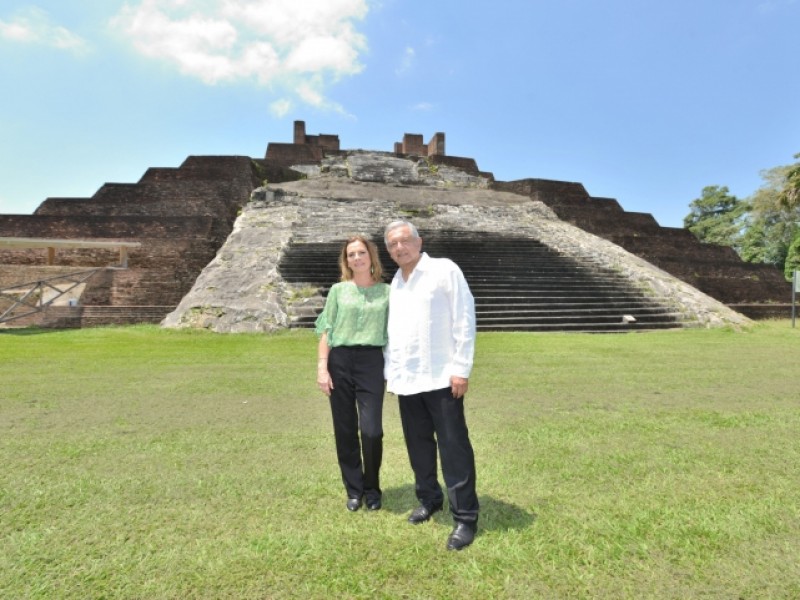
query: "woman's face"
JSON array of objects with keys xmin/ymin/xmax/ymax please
[{"xmin": 346, "ymin": 240, "xmax": 372, "ymax": 276}]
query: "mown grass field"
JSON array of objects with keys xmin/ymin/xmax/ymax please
[{"xmin": 1, "ymin": 321, "xmax": 799, "ymax": 599}]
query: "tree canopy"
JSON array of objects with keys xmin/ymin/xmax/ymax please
[
  {"xmin": 683, "ymin": 185, "xmax": 748, "ymax": 250},
  {"xmin": 779, "ymin": 153, "xmax": 800, "ymax": 210},
  {"xmin": 685, "ymin": 155, "xmax": 800, "ymax": 281}
]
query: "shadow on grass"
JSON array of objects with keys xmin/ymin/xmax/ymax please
[
  {"xmin": 0, "ymin": 327, "xmax": 54, "ymax": 336},
  {"xmin": 382, "ymin": 483, "xmax": 536, "ymax": 532}
]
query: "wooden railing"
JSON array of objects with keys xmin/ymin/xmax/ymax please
[
  {"xmin": 0, "ymin": 237, "xmax": 141, "ymax": 267},
  {"xmin": 0, "ymin": 269, "xmax": 102, "ymax": 324}
]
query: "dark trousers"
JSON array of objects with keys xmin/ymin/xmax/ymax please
[
  {"xmin": 327, "ymin": 346, "xmax": 384, "ymax": 504},
  {"xmin": 398, "ymin": 387, "xmax": 479, "ymax": 525}
]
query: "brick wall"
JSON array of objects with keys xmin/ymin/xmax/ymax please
[
  {"xmin": 429, "ymin": 155, "xmax": 481, "ymax": 176},
  {"xmin": 291, "ymin": 120, "xmax": 340, "ymax": 151},
  {"xmin": 494, "ymin": 178, "xmax": 591, "ymax": 203},
  {"xmin": 492, "ymin": 177, "xmax": 791, "ymax": 307},
  {"xmin": 265, "ymin": 143, "xmax": 324, "ymax": 165},
  {"xmin": 401, "ymin": 134, "xmax": 426, "ymax": 156},
  {"xmin": 428, "ymin": 132, "xmax": 445, "ymax": 156},
  {"xmin": 1, "ymin": 155, "xmax": 274, "ymax": 325}
]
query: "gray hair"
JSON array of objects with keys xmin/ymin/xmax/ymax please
[{"xmin": 384, "ymin": 220, "xmax": 419, "ymax": 247}]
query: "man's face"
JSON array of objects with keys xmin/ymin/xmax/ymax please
[{"xmin": 386, "ymin": 226, "xmax": 422, "ymax": 270}]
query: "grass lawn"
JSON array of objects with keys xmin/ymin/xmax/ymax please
[{"xmin": 1, "ymin": 321, "xmax": 799, "ymax": 599}]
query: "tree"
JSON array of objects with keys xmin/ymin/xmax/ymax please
[
  {"xmin": 683, "ymin": 185, "xmax": 747, "ymax": 249},
  {"xmin": 739, "ymin": 164, "xmax": 800, "ymax": 275},
  {"xmin": 778, "ymin": 153, "xmax": 800, "ymax": 210},
  {"xmin": 785, "ymin": 235, "xmax": 800, "ymax": 281},
  {"xmin": 686, "ymin": 157, "xmax": 800, "ymax": 281}
]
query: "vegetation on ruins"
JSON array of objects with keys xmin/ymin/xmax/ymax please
[
  {"xmin": 685, "ymin": 153, "xmax": 800, "ymax": 280},
  {"xmin": 2, "ymin": 323, "xmax": 798, "ymax": 599},
  {"xmin": 425, "ymin": 156, "xmax": 440, "ymax": 174}
]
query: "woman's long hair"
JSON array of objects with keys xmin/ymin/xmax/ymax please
[{"xmin": 338, "ymin": 235, "xmax": 383, "ymax": 283}]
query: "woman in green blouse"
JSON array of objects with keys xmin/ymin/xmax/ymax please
[{"xmin": 316, "ymin": 235, "xmax": 390, "ymax": 512}]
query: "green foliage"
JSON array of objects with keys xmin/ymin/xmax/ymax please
[
  {"xmin": 250, "ymin": 159, "xmax": 271, "ymax": 187},
  {"xmin": 683, "ymin": 185, "xmax": 747, "ymax": 248},
  {"xmin": 287, "ymin": 285, "xmax": 321, "ymax": 299},
  {"xmin": 785, "ymin": 235, "xmax": 800, "ymax": 280},
  {"xmin": 425, "ymin": 156, "xmax": 440, "ymax": 174},
  {"xmin": 687, "ymin": 157, "xmax": 800, "ymax": 279},
  {"xmin": 398, "ymin": 204, "xmax": 435, "ymax": 218},
  {"xmin": 2, "ymin": 324, "xmax": 800, "ymax": 598},
  {"xmin": 739, "ymin": 165, "xmax": 800, "ymax": 276},
  {"xmin": 778, "ymin": 152, "xmax": 800, "ymax": 209}
]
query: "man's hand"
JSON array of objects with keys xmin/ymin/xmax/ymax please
[{"xmin": 450, "ymin": 376, "xmax": 469, "ymax": 399}]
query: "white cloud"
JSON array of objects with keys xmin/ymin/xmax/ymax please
[
  {"xmin": 110, "ymin": 0, "xmax": 369, "ymax": 111},
  {"xmin": 0, "ymin": 20, "xmax": 34, "ymax": 42},
  {"xmin": 0, "ymin": 7, "xmax": 89, "ymax": 54},
  {"xmin": 297, "ymin": 81, "xmax": 326, "ymax": 107},
  {"xmin": 395, "ymin": 46, "xmax": 415, "ymax": 76},
  {"xmin": 270, "ymin": 98, "xmax": 292, "ymax": 117},
  {"xmin": 286, "ymin": 35, "xmax": 363, "ymax": 76},
  {"xmin": 412, "ymin": 102, "xmax": 434, "ymax": 111},
  {"xmin": 296, "ymin": 78, "xmax": 353, "ymax": 118}
]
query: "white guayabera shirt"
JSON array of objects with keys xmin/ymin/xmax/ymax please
[{"xmin": 384, "ymin": 252, "xmax": 476, "ymax": 396}]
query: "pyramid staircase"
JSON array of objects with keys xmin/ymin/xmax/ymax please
[
  {"xmin": 494, "ymin": 179, "xmax": 792, "ymax": 318},
  {"xmin": 279, "ymin": 230, "xmax": 690, "ymax": 333}
]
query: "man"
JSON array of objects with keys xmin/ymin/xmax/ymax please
[{"xmin": 383, "ymin": 219, "xmax": 479, "ymax": 551}]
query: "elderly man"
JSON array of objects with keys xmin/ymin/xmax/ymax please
[{"xmin": 383, "ymin": 219, "xmax": 479, "ymax": 551}]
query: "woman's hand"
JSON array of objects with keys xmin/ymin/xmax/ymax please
[{"xmin": 317, "ymin": 368, "xmax": 334, "ymax": 396}]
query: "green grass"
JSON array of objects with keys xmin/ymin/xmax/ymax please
[{"xmin": 1, "ymin": 321, "xmax": 799, "ymax": 599}]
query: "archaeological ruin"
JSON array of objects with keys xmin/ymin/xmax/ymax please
[{"xmin": 0, "ymin": 121, "xmax": 791, "ymax": 332}]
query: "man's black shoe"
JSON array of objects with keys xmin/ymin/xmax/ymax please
[
  {"xmin": 346, "ymin": 497, "xmax": 362, "ymax": 512},
  {"xmin": 366, "ymin": 499, "xmax": 382, "ymax": 511},
  {"xmin": 446, "ymin": 522, "xmax": 476, "ymax": 551},
  {"xmin": 407, "ymin": 504, "xmax": 442, "ymax": 524}
]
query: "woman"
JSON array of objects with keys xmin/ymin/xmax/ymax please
[{"xmin": 315, "ymin": 235, "xmax": 390, "ymax": 511}]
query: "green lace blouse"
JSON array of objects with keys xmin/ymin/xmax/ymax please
[{"xmin": 314, "ymin": 281, "xmax": 390, "ymax": 347}]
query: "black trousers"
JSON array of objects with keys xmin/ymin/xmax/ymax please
[
  {"xmin": 327, "ymin": 346, "xmax": 384, "ymax": 504},
  {"xmin": 398, "ymin": 387, "xmax": 479, "ymax": 525}
]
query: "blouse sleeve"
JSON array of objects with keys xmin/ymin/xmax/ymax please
[{"xmin": 314, "ymin": 283, "xmax": 338, "ymax": 338}]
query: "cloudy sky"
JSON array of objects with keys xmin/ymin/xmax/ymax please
[{"xmin": 1, "ymin": 0, "xmax": 798, "ymax": 227}]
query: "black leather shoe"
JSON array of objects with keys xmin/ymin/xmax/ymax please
[
  {"xmin": 407, "ymin": 504, "xmax": 442, "ymax": 524},
  {"xmin": 446, "ymin": 522, "xmax": 477, "ymax": 551},
  {"xmin": 346, "ymin": 497, "xmax": 362, "ymax": 512},
  {"xmin": 366, "ymin": 499, "xmax": 382, "ymax": 511}
]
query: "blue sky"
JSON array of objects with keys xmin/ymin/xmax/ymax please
[{"xmin": 1, "ymin": 0, "xmax": 798, "ymax": 228}]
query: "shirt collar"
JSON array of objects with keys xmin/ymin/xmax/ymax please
[
  {"xmin": 405, "ymin": 252, "xmax": 430, "ymax": 280},
  {"xmin": 394, "ymin": 252, "xmax": 429, "ymax": 284}
]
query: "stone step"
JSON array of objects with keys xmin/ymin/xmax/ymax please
[
  {"xmin": 37, "ymin": 305, "xmax": 175, "ymax": 328},
  {"xmin": 299, "ymin": 284, "xmax": 656, "ymax": 296},
  {"xmin": 282, "ymin": 266, "xmax": 623, "ymax": 279},
  {"xmin": 470, "ymin": 291, "xmax": 656, "ymax": 300},
  {"xmin": 477, "ymin": 322, "xmax": 692, "ymax": 332},
  {"xmin": 290, "ymin": 315, "xmax": 689, "ymax": 333},
  {"xmin": 475, "ymin": 301, "xmax": 674, "ymax": 310},
  {"xmin": 476, "ymin": 310, "xmax": 683, "ymax": 322},
  {"xmin": 279, "ymin": 230, "xmax": 686, "ymax": 331}
]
